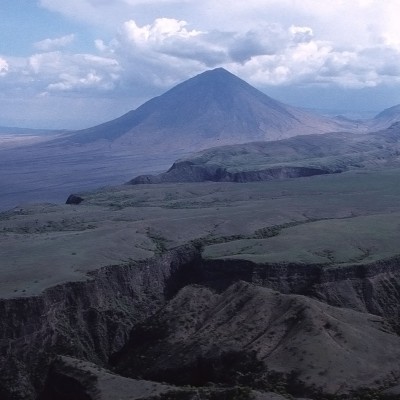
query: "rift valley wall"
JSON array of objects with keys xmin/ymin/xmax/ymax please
[
  {"xmin": 0, "ymin": 246, "xmax": 199, "ymax": 400},
  {"xmin": 1, "ymin": 245, "xmax": 400, "ymax": 399},
  {"xmin": 129, "ymin": 161, "xmax": 333, "ymax": 185},
  {"xmin": 198, "ymin": 256, "xmax": 400, "ymax": 329}
]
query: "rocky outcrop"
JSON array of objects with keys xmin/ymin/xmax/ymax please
[
  {"xmin": 128, "ymin": 161, "xmax": 332, "ymax": 185},
  {"xmin": 65, "ymin": 194, "xmax": 84, "ymax": 205},
  {"xmin": 0, "ymin": 246, "xmax": 200, "ymax": 400}
]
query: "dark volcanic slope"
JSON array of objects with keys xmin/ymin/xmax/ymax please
[
  {"xmin": 129, "ymin": 122, "xmax": 400, "ymax": 184},
  {"xmin": 64, "ymin": 68, "xmax": 360, "ymax": 150}
]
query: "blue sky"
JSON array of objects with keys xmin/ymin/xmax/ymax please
[
  {"xmin": 1, "ymin": 0, "xmax": 400, "ymax": 129},
  {"xmin": 0, "ymin": 2, "xmax": 88, "ymax": 55}
]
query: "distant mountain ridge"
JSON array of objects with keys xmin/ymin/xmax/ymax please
[
  {"xmin": 0, "ymin": 126, "xmax": 64, "ymax": 135},
  {"xmin": 63, "ymin": 68, "xmax": 363, "ymax": 151},
  {"xmin": 369, "ymin": 104, "xmax": 400, "ymax": 131},
  {"xmin": 128, "ymin": 122, "xmax": 400, "ymax": 185}
]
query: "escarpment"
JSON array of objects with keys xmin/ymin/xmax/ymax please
[
  {"xmin": 196, "ymin": 256, "xmax": 400, "ymax": 328},
  {"xmin": 128, "ymin": 161, "xmax": 333, "ymax": 185},
  {"xmin": 2, "ymin": 245, "xmax": 400, "ymax": 399},
  {"xmin": 0, "ymin": 246, "xmax": 200, "ymax": 400}
]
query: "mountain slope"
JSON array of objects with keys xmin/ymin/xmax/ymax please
[{"xmin": 64, "ymin": 68, "xmax": 361, "ymax": 151}]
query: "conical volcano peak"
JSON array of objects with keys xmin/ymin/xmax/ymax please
[
  {"xmin": 196, "ymin": 67, "xmax": 237, "ymax": 79},
  {"xmin": 178, "ymin": 67, "xmax": 250, "ymax": 90},
  {"xmin": 166, "ymin": 67, "xmax": 250, "ymax": 97},
  {"xmin": 66, "ymin": 68, "xmax": 357, "ymax": 147},
  {"xmin": 159, "ymin": 67, "xmax": 276, "ymax": 116}
]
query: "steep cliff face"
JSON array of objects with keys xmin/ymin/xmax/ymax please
[
  {"xmin": 1, "ymin": 246, "xmax": 400, "ymax": 399},
  {"xmin": 197, "ymin": 256, "xmax": 400, "ymax": 330},
  {"xmin": 0, "ymin": 246, "xmax": 200, "ymax": 400}
]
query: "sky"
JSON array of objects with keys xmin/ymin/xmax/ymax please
[{"xmin": 1, "ymin": 0, "xmax": 400, "ymax": 129}]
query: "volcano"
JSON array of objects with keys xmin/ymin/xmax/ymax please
[{"xmin": 65, "ymin": 68, "xmax": 360, "ymax": 151}]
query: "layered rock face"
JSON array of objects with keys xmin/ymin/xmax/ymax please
[{"xmin": 2, "ymin": 246, "xmax": 400, "ymax": 399}]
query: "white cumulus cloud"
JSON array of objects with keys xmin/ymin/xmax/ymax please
[
  {"xmin": 33, "ymin": 1, "xmax": 400, "ymax": 92},
  {"xmin": 2, "ymin": 1, "xmax": 400, "ymax": 129},
  {"xmin": 122, "ymin": 18, "xmax": 202, "ymax": 45},
  {"xmin": 95, "ymin": 17, "xmax": 400, "ymax": 90},
  {"xmin": 34, "ymin": 34, "xmax": 75, "ymax": 51},
  {"xmin": 28, "ymin": 51, "xmax": 120, "ymax": 93}
]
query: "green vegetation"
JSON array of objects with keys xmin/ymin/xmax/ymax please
[
  {"xmin": 3, "ymin": 167, "xmax": 400, "ymax": 297},
  {"xmin": 146, "ymin": 228, "xmax": 170, "ymax": 254},
  {"xmin": 203, "ymin": 213, "xmax": 400, "ymax": 264}
]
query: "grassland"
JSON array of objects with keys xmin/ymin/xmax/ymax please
[{"xmin": 1, "ymin": 167, "xmax": 400, "ymax": 298}]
